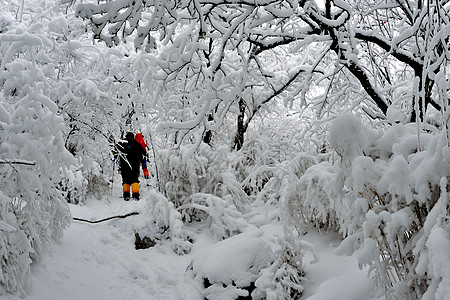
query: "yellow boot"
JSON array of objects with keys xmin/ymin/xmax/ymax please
[
  {"xmin": 131, "ymin": 182, "xmax": 140, "ymax": 200},
  {"xmin": 123, "ymin": 184, "xmax": 130, "ymax": 201}
]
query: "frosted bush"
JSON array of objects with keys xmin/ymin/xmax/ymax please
[
  {"xmin": 84, "ymin": 161, "xmax": 110, "ymax": 200},
  {"xmin": 413, "ymin": 178, "xmax": 450, "ymax": 300},
  {"xmin": 328, "ymin": 113, "xmax": 369, "ymax": 166},
  {"xmin": 239, "ymin": 134, "xmax": 317, "ymax": 200},
  {"xmin": 293, "ymin": 112, "xmax": 449, "ymax": 299},
  {"xmin": 291, "ymin": 161, "xmax": 340, "ymax": 230},
  {"xmin": 238, "ymin": 136, "xmax": 280, "ymax": 196},
  {"xmin": 250, "ymin": 152, "xmax": 319, "ymax": 229},
  {"xmin": 0, "ymin": 192, "xmax": 33, "ymax": 297},
  {"xmin": 0, "ymin": 16, "xmax": 74, "ymax": 295},
  {"xmin": 0, "ymin": 13, "xmax": 12, "ymax": 33},
  {"xmin": 61, "ymin": 162, "xmax": 88, "ymax": 204},
  {"xmin": 60, "ymin": 154, "xmax": 111, "ymax": 204},
  {"xmin": 159, "ymin": 143, "xmax": 249, "ymax": 212},
  {"xmin": 253, "ymin": 174, "xmax": 317, "ymax": 300},
  {"xmin": 188, "ymin": 229, "xmax": 273, "ymax": 300},
  {"xmin": 133, "ymin": 189, "xmax": 192, "ymax": 254},
  {"xmin": 254, "ymin": 236, "xmax": 313, "ymax": 300},
  {"xmin": 178, "ymin": 193, "xmax": 248, "ymax": 241},
  {"xmin": 360, "ymin": 130, "xmax": 449, "ymax": 298},
  {"xmin": 0, "ymin": 87, "xmax": 73, "ymax": 295}
]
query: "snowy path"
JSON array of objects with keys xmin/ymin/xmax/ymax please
[
  {"xmin": 2, "ymin": 177, "xmax": 192, "ymax": 300},
  {"xmin": 301, "ymin": 229, "xmax": 378, "ymax": 300},
  {"xmin": 5, "ymin": 181, "xmax": 377, "ymax": 300},
  {"xmin": 26, "ymin": 198, "xmax": 191, "ymax": 300}
]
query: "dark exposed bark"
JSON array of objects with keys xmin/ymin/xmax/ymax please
[
  {"xmin": 354, "ymin": 32, "xmax": 423, "ymax": 72},
  {"xmin": 355, "ymin": 29, "xmax": 443, "ymax": 121},
  {"xmin": 203, "ymin": 114, "xmax": 214, "ymax": 145},
  {"xmin": 73, "ymin": 212, "xmax": 139, "ymax": 223},
  {"xmin": 232, "ymin": 98, "xmax": 246, "ymax": 151},
  {"xmin": 344, "ymin": 61, "xmax": 389, "ymax": 115},
  {"xmin": 230, "ymin": 66, "xmax": 306, "ymax": 151}
]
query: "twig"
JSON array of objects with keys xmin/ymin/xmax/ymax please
[
  {"xmin": 73, "ymin": 212, "xmax": 139, "ymax": 224},
  {"xmin": 0, "ymin": 159, "xmax": 36, "ymax": 166}
]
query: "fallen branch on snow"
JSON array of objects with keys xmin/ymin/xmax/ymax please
[
  {"xmin": 73, "ymin": 212, "xmax": 139, "ymax": 224},
  {"xmin": 0, "ymin": 158, "xmax": 36, "ymax": 166}
]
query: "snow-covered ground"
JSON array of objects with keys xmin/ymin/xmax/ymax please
[
  {"xmin": 5, "ymin": 181, "xmax": 379, "ymax": 300},
  {"xmin": 301, "ymin": 231, "xmax": 377, "ymax": 300}
]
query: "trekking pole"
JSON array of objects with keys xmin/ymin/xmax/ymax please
[
  {"xmin": 109, "ymin": 136, "xmax": 120, "ymax": 196},
  {"xmin": 111, "ymin": 157, "xmax": 116, "ymax": 196}
]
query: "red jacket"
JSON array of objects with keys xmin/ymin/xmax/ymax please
[
  {"xmin": 135, "ymin": 133, "xmax": 146, "ymax": 151},
  {"xmin": 134, "ymin": 133, "xmax": 150, "ymax": 177}
]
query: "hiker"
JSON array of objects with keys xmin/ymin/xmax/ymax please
[
  {"xmin": 117, "ymin": 132, "xmax": 146, "ymax": 200},
  {"xmin": 134, "ymin": 133, "xmax": 150, "ymax": 179}
]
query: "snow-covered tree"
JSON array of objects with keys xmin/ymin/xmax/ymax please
[
  {"xmin": 0, "ymin": 3, "xmax": 76, "ymax": 294},
  {"xmin": 76, "ymin": 0, "xmax": 448, "ymax": 150},
  {"xmin": 1, "ymin": 0, "xmax": 448, "ymax": 298}
]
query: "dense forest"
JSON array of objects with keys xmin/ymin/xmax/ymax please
[{"xmin": 0, "ymin": 0, "xmax": 449, "ymax": 299}]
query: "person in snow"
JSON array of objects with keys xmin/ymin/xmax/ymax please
[
  {"xmin": 117, "ymin": 132, "xmax": 146, "ymax": 200},
  {"xmin": 134, "ymin": 133, "xmax": 150, "ymax": 179}
]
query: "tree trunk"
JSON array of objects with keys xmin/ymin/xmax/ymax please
[
  {"xmin": 203, "ymin": 114, "xmax": 214, "ymax": 145},
  {"xmin": 232, "ymin": 98, "xmax": 246, "ymax": 151}
]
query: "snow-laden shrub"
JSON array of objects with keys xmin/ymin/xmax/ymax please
[
  {"xmin": 158, "ymin": 143, "xmax": 249, "ymax": 212},
  {"xmin": 61, "ymin": 161, "xmax": 88, "ymax": 204},
  {"xmin": 61, "ymin": 159, "xmax": 110, "ymax": 204},
  {"xmin": 253, "ymin": 235, "xmax": 313, "ymax": 300},
  {"xmin": 237, "ymin": 134, "xmax": 317, "ymax": 199},
  {"xmin": 0, "ymin": 191, "xmax": 33, "ymax": 296},
  {"xmin": 347, "ymin": 125, "xmax": 448, "ymax": 299},
  {"xmin": 328, "ymin": 113, "xmax": 371, "ymax": 166},
  {"xmin": 188, "ymin": 229, "xmax": 273, "ymax": 300},
  {"xmin": 254, "ymin": 178, "xmax": 318, "ymax": 300},
  {"xmin": 159, "ymin": 139, "xmax": 318, "ymax": 241},
  {"xmin": 0, "ymin": 87, "xmax": 74, "ymax": 295},
  {"xmin": 295, "ymin": 113, "xmax": 449, "ymax": 299},
  {"xmin": 133, "ymin": 189, "xmax": 192, "ymax": 254},
  {"xmin": 84, "ymin": 160, "xmax": 110, "ymax": 200},
  {"xmin": 0, "ymin": 13, "xmax": 12, "ymax": 34},
  {"xmin": 178, "ymin": 193, "xmax": 248, "ymax": 240},
  {"xmin": 414, "ymin": 178, "xmax": 450, "ymax": 300},
  {"xmin": 0, "ymin": 16, "xmax": 75, "ymax": 295},
  {"xmin": 237, "ymin": 136, "xmax": 280, "ymax": 195},
  {"xmin": 290, "ymin": 161, "xmax": 340, "ymax": 230},
  {"xmin": 245, "ymin": 151, "xmax": 319, "ymax": 228}
]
